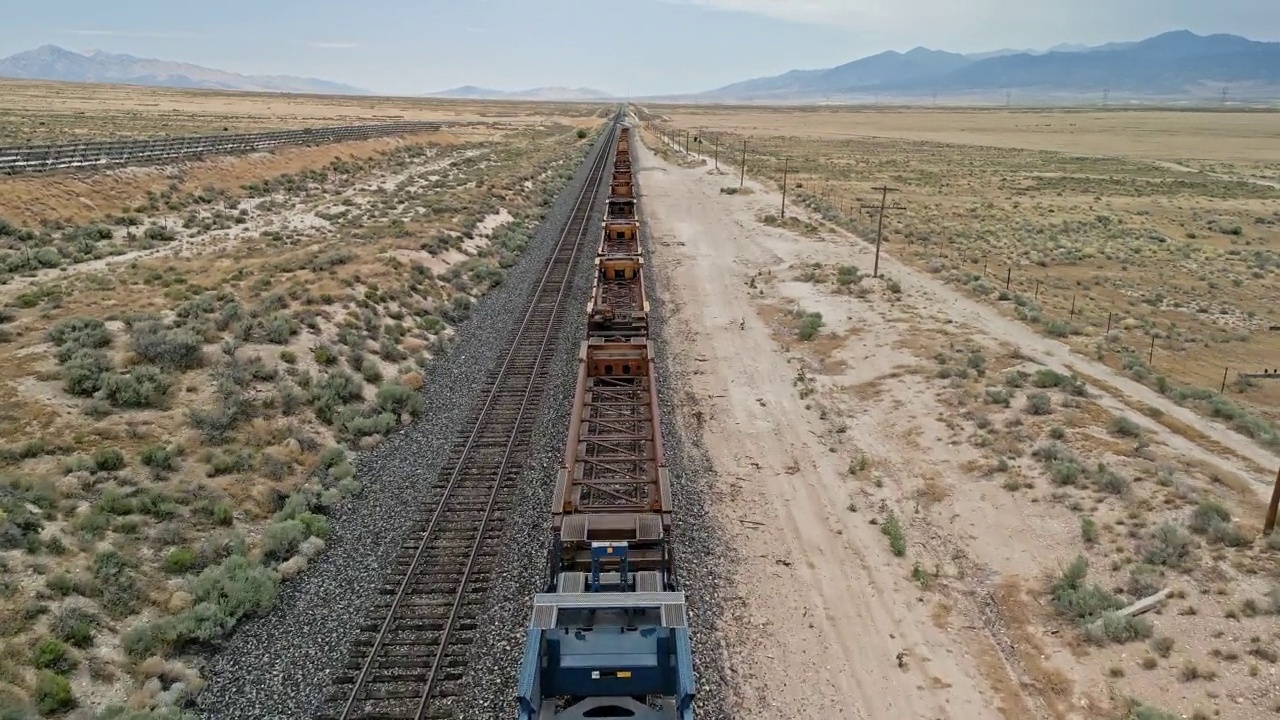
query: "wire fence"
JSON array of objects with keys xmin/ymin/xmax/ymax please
[
  {"xmin": 642, "ymin": 120, "xmax": 1280, "ymax": 403},
  {"xmin": 0, "ymin": 121, "xmax": 445, "ymax": 176}
]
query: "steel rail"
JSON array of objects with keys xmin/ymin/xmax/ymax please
[{"xmin": 332, "ymin": 121, "xmax": 617, "ymax": 720}]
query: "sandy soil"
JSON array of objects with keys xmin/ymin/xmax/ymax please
[{"xmin": 635, "ymin": 128, "xmax": 1280, "ymax": 719}]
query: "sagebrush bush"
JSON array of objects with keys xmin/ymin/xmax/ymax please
[
  {"xmin": 130, "ymin": 323, "xmax": 204, "ymax": 371},
  {"xmin": 1085, "ymin": 612, "xmax": 1153, "ymax": 645},
  {"xmin": 377, "ymin": 382, "xmax": 422, "ymax": 416},
  {"xmin": 1189, "ymin": 499, "xmax": 1231, "ymax": 533},
  {"xmin": 1143, "ymin": 522, "xmax": 1195, "ymax": 568},
  {"xmin": 262, "ymin": 520, "xmax": 309, "ymax": 560},
  {"xmin": 1025, "ymin": 391, "xmax": 1053, "ymax": 415},
  {"xmin": 97, "ymin": 365, "xmax": 172, "ymax": 408},
  {"xmin": 1050, "ymin": 556, "xmax": 1122, "ymax": 622},
  {"xmin": 62, "ymin": 349, "xmax": 110, "ymax": 396}
]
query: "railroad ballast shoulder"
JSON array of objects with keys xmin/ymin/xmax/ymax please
[{"xmin": 515, "ymin": 115, "xmax": 696, "ymax": 720}]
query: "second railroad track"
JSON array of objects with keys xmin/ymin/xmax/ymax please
[{"xmin": 319, "ymin": 120, "xmax": 619, "ymax": 720}]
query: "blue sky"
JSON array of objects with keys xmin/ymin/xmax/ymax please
[{"xmin": 2, "ymin": 0, "xmax": 1277, "ymax": 95}]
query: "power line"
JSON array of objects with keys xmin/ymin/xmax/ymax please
[{"xmin": 859, "ymin": 185, "xmax": 905, "ymax": 278}]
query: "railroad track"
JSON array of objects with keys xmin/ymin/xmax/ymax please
[{"xmin": 319, "ymin": 120, "xmax": 618, "ymax": 720}]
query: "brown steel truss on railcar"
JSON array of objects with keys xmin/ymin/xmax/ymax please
[
  {"xmin": 610, "ymin": 171, "xmax": 633, "ymax": 198},
  {"xmin": 606, "ymin": 197, "xmax": 636, "ymax": 221},
  {"xmin": 599, "ymin": 220, "xmax": 640, "ymax": 256},
  {"xmin": 553, "ymin": 339, "xmax": 671, "ymax": 570},
  {"xmin": 588, "ymin": 256, "xmax": 648, "ymax": 337}
]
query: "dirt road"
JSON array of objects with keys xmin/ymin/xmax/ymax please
[
  {"xmin": 636, "ymin": 137, "xmax": 1034, "ymax": 719},
  {"xmin": 635, "ymin": 127, "xmax": 1280, "ymax": 720}
]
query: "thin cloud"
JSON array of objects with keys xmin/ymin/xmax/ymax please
[
  {"xmin": 60, "ymin": 28, "xmax": 216, "ymax": 40},
  {"xmin": 303, "ymin": 41, "xmax": 362, "ymax": 49}
]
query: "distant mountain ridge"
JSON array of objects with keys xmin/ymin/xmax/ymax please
[
  {"xmin": 692, "ymin": 30, "xmax": 1280, "ymax": 101},
  {"xmin": 424, "ymin": 85, "xmax": 613, "ymax": 101},
  {"xmin": 0, "ymin": 45, "xmax": 368, "ymax": 95}
]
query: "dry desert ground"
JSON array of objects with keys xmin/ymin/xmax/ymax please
[
  {"xmin": 0, "ymin": 85, "xmax": 607, "ymax": 716},
  {"xmin": 635, "ymin": 106, "xmax": 1280, "ymax": 719}
]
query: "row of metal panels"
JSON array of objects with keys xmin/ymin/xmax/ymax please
[{"xmin": 0, "ymin": 121, "xmax": 444, "ymax": 175}]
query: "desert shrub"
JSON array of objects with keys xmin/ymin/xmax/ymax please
[
  {"xmin": 186, "ymin": 380, "xmax": 248, "ymax": 445},
  {"xmin": 984, "ymin": 387, "xmax": 1011, "ymax": 406},
  {"xmin": 1050, "ymin": 556, "xmax": 1123, "ymax": 622},
  {"xmin": 51, "ymin": 606, "xmax": 96, "ymax": 648},
  {"xmin": 97, "ymin": 366, "xmax": 172, "ymax": 408},
  {"xmin": 360, "ymin": 357, "xmax": 383, "ymax": 383},
  {"xmin": 310, "ymin": 370, "xmax": 364, "ymax": 424},
  {"xmin": 1025, "ymin": 391, "xmax": 1052, "ymax": 415},
  {"xmin": 47, "ymin": 317, "xmax": 111, "ymax": 353},
  {"xmin": 1143, "ymin": 522, "xmax": 1194, "ymax": 568},
  {"xmin": 341, "ymin": 408, "xmax": 397, "ymax": 439},
  {"xmin": 1188, "ymin": 499, "xmax": 1231, "ymax": 533},
  {"xmin": 183, "ymin": 555, "xmax": 275, "ymax": 618},
  {"xmin": 1084, "ymin": 612, "xmax": 1153, "ymax": 645},
  {"xmin": 262, "ymin": 520, "xmax": 308, "ymax": 560},
  {"xmin": 797, "ymin": 311, "xmax": 824, "ymax": 341},
  {"xmin": 140, "ymin": 444, "xmax": 180, "ymax": 472},
  {"xmin": 376, "ymin": 382, "xmax": 422, "ymax": 416},
  {"xmin": 1206, "ymin": 519, "xmax": 1248, "ymax": 547},
  {"xmin": 205, "ymin": 449, "xmax": 253, "ymax": 477},
  {"xmin": 1110, "ymin": 416, "xmax": 1143, "ymax": 438},
  {"xmin": 258, "ymin": 312, "xmax": 299, "ymax": 344},
  {"xmin": 1050, "ymin": 460, "xmax": 1083, "ymax": 486},
  {"xmin": 62, "ymin": 349, "xmax": 110, "ymax": 396},
  {"xmin": 92, "ymin": 549, "xmax": 140, "ymax": 618},
  {"xmin": 1080, "ymin": 516, "xmax": 1098, "ymax": 544},
  {"xmin": 1127, "ymin": 564, "xmax": 1164, "ymax": 598},
  {"xmin": 34, "ymin": 671, "xmax": 74, "ymax": 714},
  {"xmin": 130, "ymin": 323, "xmax": 204, "ymax": 371},
  {"xmin": 1093, "ymin": 464, "xmax": 1130, "ymax": 495},
  {"xmin": 91, "ymin": 447, "xmax": 125, "ymax": 472},
  {"xmin": 31, "ymin": 637, "xmax": 76, "ymax": 673},
  {"xmin": 880, "ymin": 511, "xmax": 906, "ymax": 556},
  {"xmin": 164, "ymin": 547, "xmax": 199, "ymax": 574}
]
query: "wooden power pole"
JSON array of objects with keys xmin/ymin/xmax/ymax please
[
  {"xmin": 780, "ymin": 158, "xmax": 790, "ymax": 219},
  {"xmin": 860, "ymin": 185, "xmax": 904, "ymax": 278},
  {"xmin": 739, "ymin": 140, "xmax": 747, "ymax": 188}
]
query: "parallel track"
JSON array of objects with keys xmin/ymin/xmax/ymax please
[{"xmin": 320, "ymin": 121, "xmax": 618, "ymax": 720}]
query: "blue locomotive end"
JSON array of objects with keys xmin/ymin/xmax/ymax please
[{"xmin": 515, "ymin": 590, "xmax": 695, "ymax": 720}]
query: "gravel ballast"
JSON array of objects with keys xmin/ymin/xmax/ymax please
[
  {"xmin": 454, "ymin": 124, "xmax": 735, "ymax": 720},
  {"xmin": 194, "ymin": 128, "xmax": 612, "ymax": 720}
]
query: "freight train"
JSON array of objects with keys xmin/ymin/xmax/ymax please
[{"xmin": 515, "ymin": 119, "xmax": 696, "ymax": 720}]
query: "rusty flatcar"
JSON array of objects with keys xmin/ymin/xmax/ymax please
[{"xmin": 516, "ymin": 115, "xmax": 695, "ymax": 720}]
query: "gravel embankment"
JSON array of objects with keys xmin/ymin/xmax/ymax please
[
  {"xmin": 194, "ymin": 129, "xmax": 611, "ymax": 720},
  {"xmin": 638, "ymin": 165, "xmax": 733, "ymax": 720}
]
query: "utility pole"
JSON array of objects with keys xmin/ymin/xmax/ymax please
[
  {"xmin": 713, "ymin": 134, "xmax": 719, "ymax": 170},
  {"xmin": 739, "ymin": 139, "xmax": 747, "ymax": 188},
  {"xmin": 780, "ymin": 158, "xmax": 790, "ymax": 219},
  {"xmin": 1222, "ymin": 86, "xmax": 1229, "ymax": 104},
  {"xmin": 684, "ymin": 130, "xmax": 690, "ymax": 154},
  {"xmin": 1102, "ymin": 88, "xmax": 1110, "ymax": 105},
  {"xmin": 860, "ymin": 185, "xmax": 904, "ymax": 278},
  {"xmin": 1004, "ymin": 89, "xmax": 1012, "ymax": 107}
]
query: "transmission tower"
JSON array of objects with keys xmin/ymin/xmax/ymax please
[
  {"xmin": 1221, "ymin": 86, "xmax": 1229, "ymax": 104},
  {"xmin": 1102, "ymin": 88, "xmax": 1110, "ymax": 105},
  {"xmin": 1004, "ymin": 89, "xmax": 1012, "ymax": 107}
]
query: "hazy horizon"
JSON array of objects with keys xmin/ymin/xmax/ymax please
[{"xmin": 3, "ymin": 0, "xmax": 1279, "ymax": 96}]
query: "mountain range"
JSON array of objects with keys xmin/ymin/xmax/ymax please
[
  {"xmin": 693, "ymin": 31, "xmax": 1280, "ymax": 101},
  {"xmin": 0, "ymin": 45, "xmax": 368, "ymax": 95}
]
